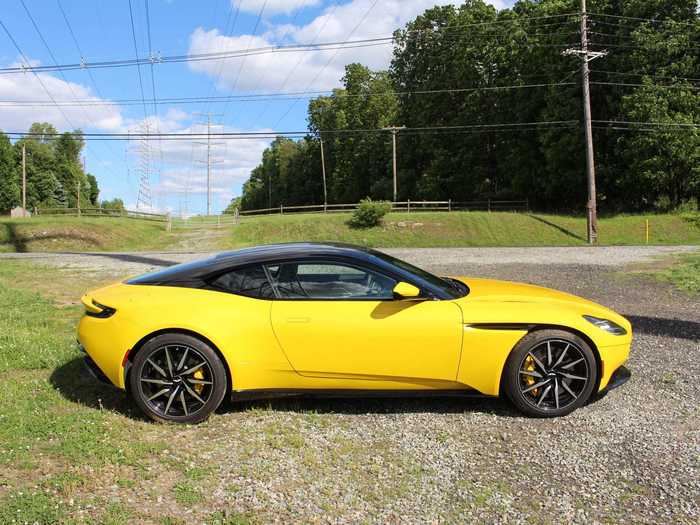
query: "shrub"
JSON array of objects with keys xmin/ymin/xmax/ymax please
[{"xmin": 348, "ymin": 198, "xmax": 392, "ymax": 228}]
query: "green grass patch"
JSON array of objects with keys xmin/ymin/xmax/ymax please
[
  {"xmin": 227, "ymin": 211, "xmax": 700, "ymax": 248},
  {"xmin": 0, "ymin": 263, "xmax": 78, "ymax": 372},
  {"xmin": 659, "ymin": 253, "xmax": 700, "ymax": 293},
  {"xmin": 0, "ymin": 216, "xmax": 177, "ymax": 253},
  {"xmin": 0, "ymin": 490, "xmax": 65, "ymax": 524},
  {"xmin": 173, "ymin": 481, "xmax": 203, "ymax": 506}
]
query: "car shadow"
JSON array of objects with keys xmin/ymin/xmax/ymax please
[
  {"xmin": 53, "ymin": 357, "xmax": 613, "ymax": 422},
  {"xmin": 66, "ymin": 251, "xmax": 180, "ymax": 267},
  {"xmin": 49, "ymin": 357, "xmax": 149, "ymax": 422},
  {"xmin": 52, "ymin": 357, "xmax": 524, "ymax": 419},
  {"xmin": 625, "ymin": 314, "xmax": 700, "ymax": 342}
]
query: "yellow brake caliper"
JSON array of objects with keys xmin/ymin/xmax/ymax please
[
  {"xmin": 524, "ymin": 355, "xmax": 538, "ymax": 396},
  {"xmin": 193, "ymin": 369, "xmax": 205, "ymax": 395}
]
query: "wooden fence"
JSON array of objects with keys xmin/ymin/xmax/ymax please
[
  {"xmin": 35, "ymin": 207, "xmax": 170, "ymax": 224},
  {"xmin": 236, "ymin": 199, "xmax": 529, "ymax": 217}
]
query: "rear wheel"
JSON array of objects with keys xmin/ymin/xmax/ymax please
[
  {"xmin": 503, "ymin": 330, "xmax": 597, "ymax": 417},
  {"xmin": 129, "ymin": 334, "xmax": 227, "ymax": 424}
]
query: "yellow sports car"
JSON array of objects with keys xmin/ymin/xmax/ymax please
[{"xmin": 78, "ymin": 243, "xmax": 631, "ymax": 423}]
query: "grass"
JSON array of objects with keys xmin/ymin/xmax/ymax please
[
  {"xmin": 659, "ymin": 253, "xmax": 700, "ymax": 293},
  {"xmin": 0, "ymin": 216, "xmax": 178, "ymax": 253},
  {"xmin": 227, "ymin": 211, "xmax": 700, "ymax": 248},
  {"xmin": 1, "ymin": 212, "xmax": 698, "ymax": 254}
]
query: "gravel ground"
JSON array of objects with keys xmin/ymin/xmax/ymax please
[{"xmin": 4, "ymin": 246, "xmax": 698, "ymax": 523}]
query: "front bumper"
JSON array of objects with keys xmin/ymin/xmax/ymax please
[{"xmin": 602, "ymin": 365, "xmax": 631, "ymax": 392}]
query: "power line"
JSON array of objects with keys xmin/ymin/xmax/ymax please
[
  {"xmin": 0, "ymin": 13, "xmax": 586, "ymax": 76},
  {"xmin": 593, "ymin": 120, "xmax": 700, "ymax": 128},
  {"xmin": 587, "ymin": 12, "xmax": 699, "ymax": 27},
  {"xmin": 590, "ymin": 80, "xmax": 700, "ymax": 91},
  {"xmin": 127, "ymin": 0, "xmax": 149, "ymax": 121},
  {"xmin": 591, "ymin": 69, "xmax": 700, "ymax": 83},
  {"xmin": 4, "ymin": 121, "xmax": 581, "ymax": 141},
  {"xmin": 127, "ymin": 0, "xmax": 153, "ymax": 210},
  {"xmin": 274, "ymin": 0, "xmax": 380, "ymax": 127},
  {"xmin": 0, "ymin": 81, "xmax": 578, "ymax": 107}
]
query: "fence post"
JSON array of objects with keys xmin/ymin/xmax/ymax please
[
  {"xmin": 234, "ymin": 208, "xmax": 239, "ymax": 225},
  {"xmin": 280, "ymin": 204, "xmax": 284, "ymax": 215},
  {"xmin": 526, "ymin": 197, "xmax": 530, "ymax": 212},
  {"xmin": 407, "ymin": 199, "xmax": 411, "ymax": 213},
  {"xmin": 448, "ymin": 199, "xmax": 451, "ymax": 212},
  {"xmin": 488, "ymin": 198, "xmax": 491, "ymax": 213},
  {"xmin": 166, "ymin": 213, "xmax": 172, "ymax": 232},
  {"xmin": 645, "ymin": 219, "xmax": 649, "ymax": 244}
]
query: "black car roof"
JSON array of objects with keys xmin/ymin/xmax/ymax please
[
  {"xmin": 213, "ymin": 242, "xmax": 375, "ymax": 264},
  {"xmin": 126, "ymin": 243, "xmax": 382, "ymax": 285}
]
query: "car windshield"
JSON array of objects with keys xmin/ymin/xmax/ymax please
[{"xmin": 370, "ymin": 251, "xmax": 468, "ymax": 299}]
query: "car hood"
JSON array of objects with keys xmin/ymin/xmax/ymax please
[{"xmin": 452, "ymin": 276, "xmax": 626, "ymax": 319}]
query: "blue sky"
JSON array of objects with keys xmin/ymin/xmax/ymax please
[{"xmin": 0, "ymin": 0, "xmax": 512, "ymax": 214}]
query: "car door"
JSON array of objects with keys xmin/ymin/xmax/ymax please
[{"xmin": 267, "ymin": 261, "xmax": 463, "ymax": 382}]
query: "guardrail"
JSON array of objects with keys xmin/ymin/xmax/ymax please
[{"xmin": 237, "ymin": 199, "xmax": 529, "ymax": 216}]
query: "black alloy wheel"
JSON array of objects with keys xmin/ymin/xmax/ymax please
[
  {"xmin": 130, "ymin": 334, "xmax": 227, "ymax": 424},
  {"xmin": 503, "ymin": 329, "xmax": 597, "ymax": 417}
]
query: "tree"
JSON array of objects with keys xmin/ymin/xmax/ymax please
[
  {"xmin": 86, "ymin": 174, "xmax": 99, "ymax": 206},
  {"xmin": 0, "ymin": 132, "xmax": 19, "ymax": 212},
  {"xmin": 101, "ymin": 198, "xmax": 125, "ymax": 211},
  {"xmin": 236, "ymin": 0, "xmax": 699, "ymax": 213},
  {"xmin": 223, "ymin": 197, "xmax": 241, "ymax": 214}
]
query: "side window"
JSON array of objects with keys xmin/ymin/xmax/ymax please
[
  {"xmin": 209, "ymin": 265, "xmax": 274, "ymax": 299},
  {"xmin": 267, "ymin": 262, "xmax": 396, "ymax": 300}
]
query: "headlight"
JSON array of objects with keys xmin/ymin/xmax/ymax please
[{"xmin": 583, "ymin": 315, "xmax": 627, "ymax": 335}]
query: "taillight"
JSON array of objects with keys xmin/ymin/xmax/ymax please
[{"xmin": 83, "ymin": 297, "xmax": 116, "ymax": 318}]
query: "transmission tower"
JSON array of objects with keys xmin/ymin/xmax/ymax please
[
  {"xmin": 134, "ymin": 122, "xmax": 153, "ymax": 210},
  {"xmin": 194, "ymin": 112, "xmax": 224, "ymax": 216}
]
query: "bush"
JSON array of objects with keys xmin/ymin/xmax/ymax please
[{"xmin": 348, "ymin": 198, "xmax": 392, "ymax": 228}]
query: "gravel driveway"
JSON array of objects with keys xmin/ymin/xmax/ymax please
[{"xmin": 5, "ymin": 246, "xmax": 698, "ymax": 523}]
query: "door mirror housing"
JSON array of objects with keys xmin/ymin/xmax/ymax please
[{"xmin": 393, "ymin": 281, "xmax": 421, "ymax": 299}]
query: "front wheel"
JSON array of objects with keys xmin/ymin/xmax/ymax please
[
  {"xmin": 503, "ymin": 330, "xmax": 597, "ymax": 418},
  {"xmin": 129, "ymin": 334, "xmax": 228, "ymax": 424}
]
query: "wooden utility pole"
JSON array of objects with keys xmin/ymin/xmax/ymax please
[
  {"xmin": 21, "ymin": 144, "xmax": 26, "ymax": 214},
  {"xmin": 77, "ymin": 180, "xmax": 81, "ymax": 217},
  {"xmin": 580, "ymin": 0, "xmax": 597, "ymax": 244},
  {"xmin": 563, "ymin": 0, "xmax": 606, "ymax": 244},
  {"xmin": 320, "ymin": 134, "xmax": 328, "ymax": 212},
  {"xmin": 383, "ymin": 126, "xmax": 405, "ymax": 202}
]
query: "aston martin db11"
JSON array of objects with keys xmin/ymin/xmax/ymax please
[{"xmin": 78, "ymin": 243, "xmax": 631, "ymax": 423}]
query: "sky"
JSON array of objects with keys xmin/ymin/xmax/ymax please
[{"xmin": 0, "ymin": 0, "xmax": 514, "ymax": 215}]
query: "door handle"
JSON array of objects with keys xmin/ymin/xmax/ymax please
[{"xmin": 285, "ymin": 317, "xmax": 310, "ymax": 323}]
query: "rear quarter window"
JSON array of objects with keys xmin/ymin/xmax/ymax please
[{"xmin": 208, "ymin": 265, "xmax": 274, "ymax": 299}]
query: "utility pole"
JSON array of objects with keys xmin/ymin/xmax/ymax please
[
  {"xmin": 563, "ymin": 1, "xmax": 607, "ymax": 244},
  {"xmin": 194, "ymin": 112, "xmax": 223, "ymax": 216},
  {"xmin": 21, "ymin": 144, "xmax": 26, "ymax": 214},
  {"xmin": 383, "ymin": 126, "xmax": 405, "ymax": 202},
  {"xmin": 319, "ymin": 134, "xmax": 328, "ymax": 212},
  {"xmin": 77, "ymin": 180, "xmax": 81, "ymax": 217}
]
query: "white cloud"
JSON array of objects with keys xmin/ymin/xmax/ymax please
[
  {"xmin": 125, "ymin": 116, "xmax": 272, "ymax": 208},
  {"xmin": 0, "ymin": 59, "xmax": 123, "ymax": 132},
  {"xmin": 189, "ymin": 0, "xmax": 507, "ymax": 94},
  {"xmin": 236, "ymin": 0, "xmax": 322, "ymax": 16}
]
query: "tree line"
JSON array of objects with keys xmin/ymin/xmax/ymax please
[
  {"xmin": 236, "ymin": 0, "xmax": 699, "ymax": 213},
  {"xmin": 0, "ymin": 123, "xmax": 100, "ymax": 213}
]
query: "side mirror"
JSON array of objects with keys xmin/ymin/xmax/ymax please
[{"xmin": 393, "ymin": 281, "xmax": 421, "ymax": 299}]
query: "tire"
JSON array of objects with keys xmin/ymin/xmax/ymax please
[
  {"xmin": 502, "ymin": 329, "xmax": 597, "ymax": 418},
  {"xmin": 129, "ymin": 333, "xmax": 228, "ymax": 424}
]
